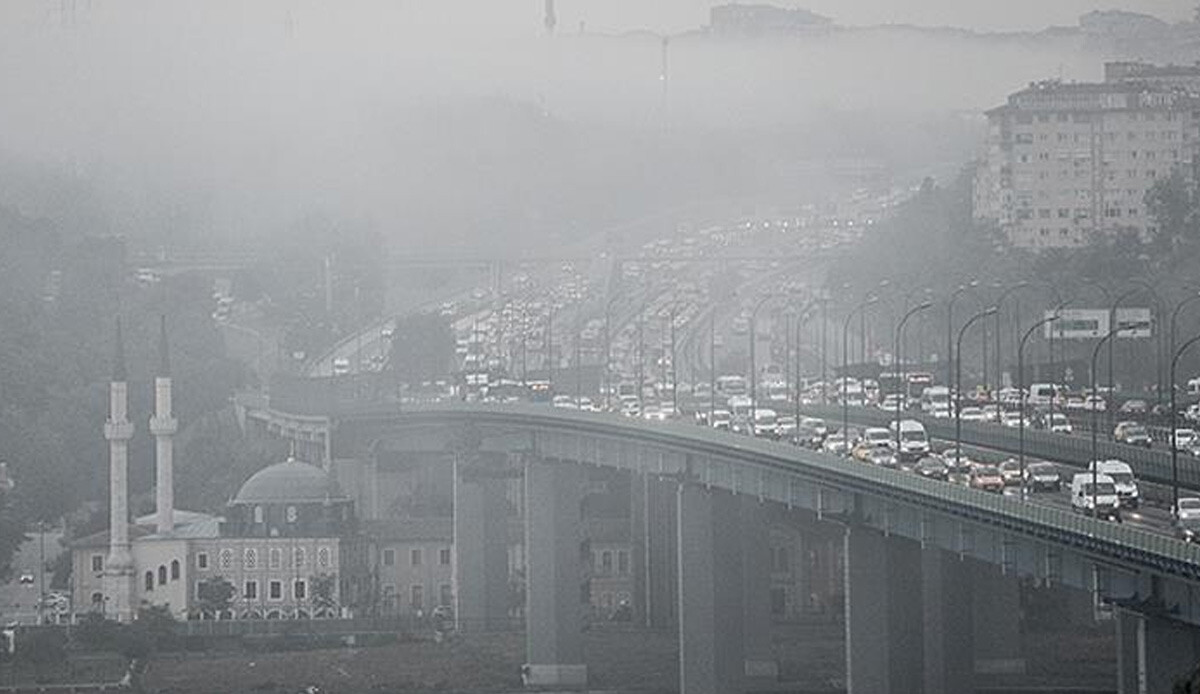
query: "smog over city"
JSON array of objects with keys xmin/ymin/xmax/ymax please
[{"xmin": 3, "ymin": 1, "xmax": 1200, "ymax": 692}]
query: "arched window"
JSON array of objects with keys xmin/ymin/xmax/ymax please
[
  {"xmin": 244, "ymin": 548, "xmax": 258, "ymax": 570},
  {"xmin": 91, "ymin": 592, "xmax": 103, "ymax": 606},
  {"xmin": 293, "ymin": 547, "xmax": 306, "ymax": 568},
  {"xmin": 269, "ymin": 548, "xmax": 282, "ymax": 569},
  {"xmin": 317, "ymin": 547, "xmax": 331, "ymax": 569},
  {"xmin": 171, "ymin": 560, "xmax": 180, "ymax": 580},
  {"xmin": 144, "ymin": 571, "xmax": 154, "ymax": 591},
  {"xmin": 219, "ymin": 549, "xmax": 233, "ymax": 569},
  {"xmin": 253, "ymin": 506, "xmax": 264, "ymax": 524},
  {"xmin": 158, "ymin": 565, "xmax": 167, "ymax": 585}
]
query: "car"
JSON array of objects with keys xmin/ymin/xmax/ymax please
[
  {"xmin": 878, "ymin": 394, "xmax": 906, "ymax": 412},
  {"xmin": 1081, "ymin": 395, "xmax": 1107, "ymax": 412},
  {"xmin": 1176, "ymin": 517, "xmax": 1200, "ymax": 543},
  {"xmin": 710, "ymin": 409, "xmax": 732, "ymax": 431},
  {"xmin": 753, "ymin": 409, "xmax": 779, "ymax": 438},
  {"xmin": 1043, "ymin": 412, "xmax": 1073, "ymax": 434},
  {"xmin": 1119, "ymin": 399, "xmax": 1148, "ymax": 415},
  {"xmin": 1000, "ymin": 411, "xmax": 1028, "ymax": 428},
  {"xmin": 866, "ymin": 447, "xmax": 897, "ymax": 468},
  {"xmin": 914, "ymin": 456, "xmax": 949, "ymax": 481},
  {"xmin": 889, "ymin": 419, "xmax": 930, "ymax": 461},
  {"xmin": 1177, "ymin": 497, "xmax": 1200, "ymax": 521},
  {"xmin": 381, "ymin": 326, "xmax": 395, "ymax": 340},
  {"xmin": 939, "ymin": 447, "xmax": 973, "ymax": 472},
  {"xmin": 998, "ymin": 460, "xmax": 1022, "ymax": 486},
  {"xmin": 332, "ymin": 357, "xmax": 351, "ymax": 376},
  {"xmin": 1174, "ymin": 429, "xmax": 1199, "ymax": 451},
  {"xmin": 861, "ymin": 427, "xmax": 894, "ymax": 449},
  {"xmin": 969, "ymin": 465, "xmax": 1005, "ymax": 493},
  {"xmin": 1114, "ymin": 421, "xmax": 1152, "ymax": 448},
  {"xmin": 1023, "ymin": 462, "xmax": 1061, "ymax": 492},
  {"xmin": 980, "ymin": 404, "xmax": 1002, "ymax": 421},
  {"xmin": 822, "ymin": 433, "xmax": 850, "ymax": 455},
  {"xmin": 959, "ymin": 406, "xmax": 986, "ymax": 423},
  {"xmin": 776, "ymin": 415, "xmax": 797, "ymax": 439},
  {"xmin": 17, "ymin": 573, "xmax": 34, "ymax": 585},
  {"xmin": 553, "ymin": 395, "xmax": 578, "ymax": 409}
]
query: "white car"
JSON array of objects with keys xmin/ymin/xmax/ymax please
[
  {"xmin": 1174, "ymin": 429, "xmax": 1199, "ymax": 451},
  {"xmin": 1176, "ymin": 497, "xmax": 1200, "ymax": 521},
  {"xmin": 1000, "ymin": 411, "xmax": 1029, "ymax": 428},
  {"xmin": 959, "ymin": 407, "xmax": 986, "ymax": 423}
]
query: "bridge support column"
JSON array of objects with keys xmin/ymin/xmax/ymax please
[
  {"xmin": 1116, "ymin": 609, "xmax": 1200, "ymax": 694},
  {"xmin": 970, "ymin": 560, "xmax": 1026, "ymax": 677},
  {"xmin": 647, "ymin": 474, "xmax": 678, "ymax": 630},
  {"xmin": 922, "ymin": 548, "xmax": 974, "ymax": 694},
  {"xmin": 453, "ymin": 458, "xmax": 510, "ymax": 633},
  {"xmin": 844, "ymin": 528, "xmax": 925, "ymax": 694},
  {"xmin": 740, "ymin": 498, "xmax": 779, "ymax": 683},
  {"xmin": 523, "ymin": 458, "xmax": 587, "ymax": 687},
  {"xmin": 677, "ymin": 485, "xmax": 746, "ymax": 694}
]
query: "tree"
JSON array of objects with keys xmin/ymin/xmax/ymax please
[
  {"xmin": 193, "ymin": 577, "xmax": 235, "ymax": 618},
  {"xmin": 0, "ymin": 490, "xmax": 27, "ymax": 582},
  {"xmin": 310, "ymin": 573, "xmax": 338, "ymax": 615}
]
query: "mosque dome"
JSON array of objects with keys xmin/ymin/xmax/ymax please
[{"xmin": 232, "ymin": 458, "xmax": 345, "ymax": 504}]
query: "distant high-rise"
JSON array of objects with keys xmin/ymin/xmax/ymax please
[{"xmin": 973, "ymin": 73, "xmax": 1200, "ymax": 250}]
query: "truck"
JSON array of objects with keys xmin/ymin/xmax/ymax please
[
  {"xmin": 921, "ymin": 386, "xmax": 951, "ymax": 418},
  {"xmin": 888, "ymin": 419, "xmax": 930, "ymax": 461}
]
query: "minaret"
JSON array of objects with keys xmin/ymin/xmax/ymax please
[
  {"xmin": 150, "ymin": 315, "xmax": 177, "ymax": 534},
  {"xmin": 103, "ymin": 318, "xmax": 135, "ymax": 622},
  {"xmin": 544, "ymin": 0, "xmax": 556, "ymax": 34}
]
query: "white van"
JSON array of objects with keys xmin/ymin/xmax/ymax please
[
  {"xmin": 753, "ymin": 409, "xmax": 779, "ymax": 438},
  {"xmin": 888, "ymin": 419, "xmax": 930, "ymax": 461},
  {"xmin": 921, "ymin": 386, "xmax": 951, "ymax": 418},
  {"xmin": 1071, "ymin": 472, "xmax": 1122, "ymax": 520},
  {"xmin": 1086, "ymin": 459, "xmax": 1140, "ymax": 508},
  {"xmin": 1027, "ymin": 383, "xmax": 1061, "ymax": 407}
]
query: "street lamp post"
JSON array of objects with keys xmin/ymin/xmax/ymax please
[
  {"xmin": 820, "ymin": 295, "xmax": 830, "ymax": 405},
  {"xmin": 946, "ymin": 281, "xmax": 980, "ymax": 392},
  {"xmin": 1091, "ymin": 326, "xmax": 1121, "ymax": 517},
  {"xmin": 842, "ymin": 296, "xmax": 879, "ymax": 450},
  {"xmin": 603, "ymin": 292, "xmax": 623, "ymax": 411},
  {"xmin": 1169, "ymin": 290, "xmax": 1200, "ymax": 409},
  {"xmin": 992, "ymin": 281, "xmax": 1030, "ymax": 413},
  {"xmin": 749, "ymin": 294, "xmax": 781, "ymax": 427},
  {"xmin": 1107, "ymin": 286, "xmax": 1144, "ymax": 436},
  {"xmin": 1019, "ymin": 314, "xmax": 1061, "ymax": 499},
  {"xmin": 955, "ymin": 306, "xmax": 998, "ymax": 471},
  {"xmin": 895, "ymin": 302, "xmax": 933, "ymax": 451},
  {"xmin": 709, "ymin": 307, "xmax": 717, "ymax": 426},
  {"xmin": 1170, "ymin": 334, "xmax": 1200, "ymax": 514}
]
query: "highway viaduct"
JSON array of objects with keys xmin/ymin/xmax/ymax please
[{"xmin": 237, "ymin": 398, "xmax": 1200, "ymax": 694}]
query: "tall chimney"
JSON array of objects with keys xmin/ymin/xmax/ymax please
[
  {"xmin": 150, "ymin": 315, "xmax": 177, "ymax": 534},
  {"xmin": 103, "ymin": 318, "xmax": 135, "ymax": 622}
]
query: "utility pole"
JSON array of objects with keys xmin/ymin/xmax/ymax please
[{"xmin": 544, "ymin": 0, "xmax": 557, "ymax": 34}]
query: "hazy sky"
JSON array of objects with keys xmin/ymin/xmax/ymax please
[{"xmin": 558, "ymin": 0, "xmax": 1192, "ymax": 33}]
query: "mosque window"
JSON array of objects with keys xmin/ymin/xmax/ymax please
[
  {"xmin": 219, "ymin": 549, "xmax": 233, "ymax": 569},
  {"xmin": 91, "ymin": 555, "xmax": 104, "ymax": 572},
  {"xmin": 171, "ymin": 560, "xmax": 180, "ymax": 580},
  {"xmin": 245, "ymin": 548, "xmax": 258, "ymax": 570},
  {"xmin": 254, "ymin": 506, "xmax": 264, "ymax": 524},
  {"xmin": 269, "ymin": 548, "xmax": 282, "ymax": 569},
  {"xmin": 294, "ymin": 580, "xmax": 307, "ymax": 600},
  {"xmin": 294, "ymin": 547, "xmax": 306, "ymax": 568},
  {"xmin": 286, "ymin": 506, "xmax": 298, "ymax": 523},
  {"xmin": 196, "ymin": 553, "xmax": 208, "ymax": 570},
  {"xmin": 158, "ymin": 565, "xmax": 167, "ymax": 585},
  {"xmin": 144, "ymin": 571, "xmax": 154, "ymax": 591},
  {"xmin": 318, "ymin": 547, "xmax": 331, "ymax": 569}
]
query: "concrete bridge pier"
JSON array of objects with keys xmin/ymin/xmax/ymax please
[
  {"xmin": 970, "ymin": 560, "xmax": 1026, "ymax": 678},
  {"xmin": 1117, "ymin": 609, "xmax": 1200, "ymax": 694},
  {"xmin": 921, "ymin": 547, "xmax": 975, "ymax": 694},
  {"xmin": 677, "ymin": 485, "xmax": 778, "ymax": 694},
  {"xmin": 452, "ymin": 456, "xmax": 511, "ymax": 633},
  {"xmin": 523, "ymin": 457, "xmax": 587, "ymax": 687},
  {"xmin": 644, "ymin": 473, "xmax": 678, "ymax": 630}
]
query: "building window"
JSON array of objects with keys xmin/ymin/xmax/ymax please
[
  {"xmin": 440, "ymin": 548, "xmax": 451, "ymax": 566},
  {"xmin": 601, "ymin": 551, "xmax": 613, "ymax": 574},
  {"xmin": 294, "ymin": 547, "xmax": 306, "ymax": 569},
  {"xmin": 91, "ymin": 592, "xmax": 103, "ymax": 606},
  {"xmin": 411, "ymin": 549, "xmax": 422, "ymax": 567},
  {"xmin": 382, "ymin": 549, "xmax": 395, "ymax": 567},
  {"xmin": 145, "ymin": 571, "xmax": 154, "ymax": 591},
  {"xmin": 618, "ymin": 550, "xmax": 629, "ymax": 575},
  {"xmin": 411, "ymin": 584, "xmax": 424, "ymax": 611},
  {"xmin": 269, "ymin": 548, "xmax": 281, "ymax": 569},
  {"xmin": 91, "ymin": 555, "xmax": 104, "ymax": 573},
  {"xmin": 244, "ymin": 580, "xmax": 258, "ymax": 600},
  {"xmin": 253, "ymin": 506, "xmax": 264, "ymax": 524},
  {"xmin": 294, "ymin": 580, "xmax": 307, "ymax": 600},
  {"xmin": 245, "ymin": 548, "xmax": 258, "ymax": 570},
  {"xmin": 196, "ymin": 553, "xmax": 208, "ymax": 570},
  {"xmin": 439, "ymin": 584, "xmax": 453, "ymax": 607},
  {"xmin": 158, "ymin": 565, "xmax": 167, "ymax": 585},
  {"xmin": 219, "ymin": 549, "xmax": 233, "ymax": 569},
  {"xmin": 286, "ymin": 506, "xmax": 298, "ymax": 523},
  {"xmin": 382, "ymin": 584, "xmax": 396, "ymax": 610},
  {"xmin": 171, "ymin": 560, "xmax": 180, "ymax": 580},
  {"xmin": 318, "ymin": 547, "xmax": 331, "ymax": 569},
  {"xmin": 269, "ymin": 580, "xmax": 282, "ymax": 600}
]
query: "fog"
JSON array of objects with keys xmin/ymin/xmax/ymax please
[{"xmin": 0, "ymin": 1, "xmax": 1173, "ymax": 252}]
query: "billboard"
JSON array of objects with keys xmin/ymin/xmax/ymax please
[{"xmin": 1044, "ymin": 308, "xmax": 1152, "ymax": 340}]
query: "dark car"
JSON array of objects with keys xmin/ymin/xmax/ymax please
[
  {"xmin": 914, "ymin": 456, "xmax": 949, "ymax": 481},
  {"xmin": 1023, "ymin": 462, "xmax": 1061, "ymax": 492}
]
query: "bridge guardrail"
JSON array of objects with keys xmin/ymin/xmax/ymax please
[{"xmin": 797, "ymin": 404, "xmax": 1200, "ymax": 491}]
